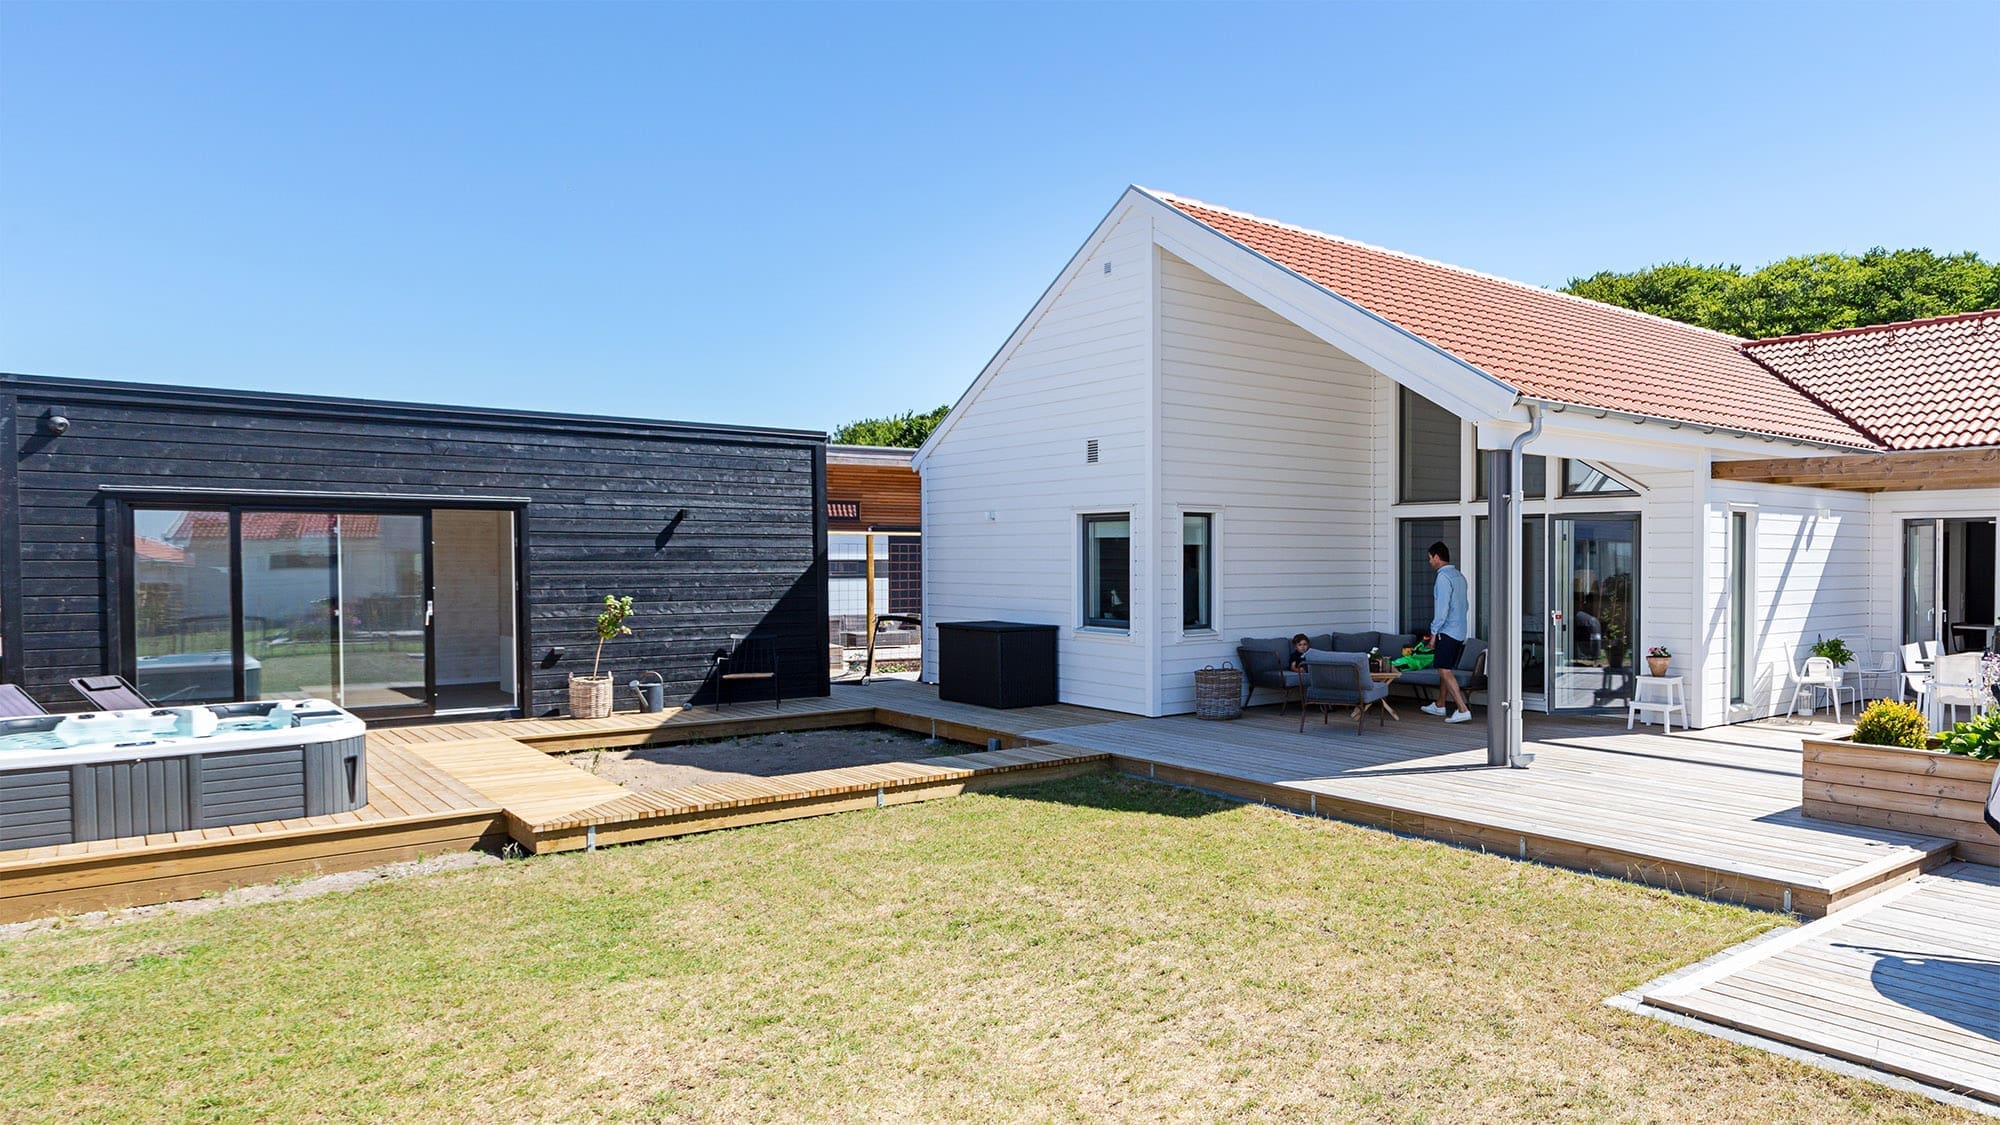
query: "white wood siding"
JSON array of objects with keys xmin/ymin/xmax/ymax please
[
  {"xmin": 1704, "ymin": 482, "xmax": 1874, "ymax": 719},
  {"xmin": 1865, "ymin": 487, "xmax": 2000, "ymax": 669},
  {"xmin": 919, "ymin": 208, "xmax": 1156, "ymax": 711},
  {"xmin": 1154, "ymin": 250, "xmax": 1385, "ymax": 712}
]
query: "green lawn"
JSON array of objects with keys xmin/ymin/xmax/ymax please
[{"xmin": 0, "ymin": 776, "xmax": 1965, "ymax": 1121}]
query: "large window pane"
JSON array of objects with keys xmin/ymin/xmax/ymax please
[
  {"xmin": 1730, "ymin": 512, "xmax": 1750, "ymax": 705},
  {"xmin": 1182, "ymin": 514, "xmax": 1213, "ymax": 631},
  {"xmin": 1474, "ymin": 453, "xmax": 1547, "ymax": 500},
  {"xmin": 1398, "ymin": 387, "xmax": 1461, "ymax": 502},
  {"xmin": 339, "ymin": 514, "xmax": 428, "ymax": 710},
  {"xmin": 1083, "ymin": 514, "xmax": 1131, "ymax": 629},
  {"xmin": 133, "ymin": 509, "xmax": 236, "ymax": 704},
  {"xmin": 1399, "ymin": 518, "xmax": 1460, "ymax": 635},
  {"xmin": 241, "ymin": 512, "xmax": 339, "ymax": 700},
  {"xmin": 1476, "ymin": 515, "xmax": 1546, "ymax": 693}
]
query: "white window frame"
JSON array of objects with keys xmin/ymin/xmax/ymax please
[
  {"xmin": 1173, "ymin": 507, "xmax": 1221, "ymax": 640},
  {"xmin": 1077, "ymin": 510, "xmax": 1135, "ymax": 635}
]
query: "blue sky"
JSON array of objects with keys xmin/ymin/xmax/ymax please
[{"xmin": 3, "ymin": 1, "xmax": 1995, "ymax": 434}]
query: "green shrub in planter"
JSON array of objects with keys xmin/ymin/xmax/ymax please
[
  {"xmin": 1851, "ymin": 699, "xmax": 1929, "ymax": 749},
  {"xmin": 1939, "ymin": 711, "xmax": 2000, "ymax": 761}
]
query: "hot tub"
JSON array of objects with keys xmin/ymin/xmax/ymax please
[{"xmin": 0, "ymin": 700, "xmax": 368, "ymax": 850}]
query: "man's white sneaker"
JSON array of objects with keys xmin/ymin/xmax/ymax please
[
  {"xmin": 1420, "ymin": 703, "xmax": 1448, "ymax": 717},
  {"xmin": 1446, "ymin": 710, "xmax": 1473, "ymax": 724}
]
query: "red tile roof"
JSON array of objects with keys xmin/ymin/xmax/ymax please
[
  {"xmin": 1157, "ymin": 192, "xmax": 1881, "ymax": 448},
  {"xmin": 1742, "ymin": 310, "xmax": 2000, "ymax": 451},
  {"xmin": 169, "ymin": 512, "xmax": 381, "ymax": 540},
  {"xmin": 133, "ymin": 536, "xmax": 186, "ymax": 563}
]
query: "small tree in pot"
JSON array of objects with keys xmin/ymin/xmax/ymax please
[{"xmin": 569, "ymin": 595, "xmax": 635, "ymax": 719}]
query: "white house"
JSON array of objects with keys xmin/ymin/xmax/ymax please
[{"xmin": 913, "ymin": 186, "xmax": 1999, "ymax": 736}]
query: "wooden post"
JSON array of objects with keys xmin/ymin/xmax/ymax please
[{"xmin": 863, "ymin": 533, "xmax": 877, "ymax": 680}]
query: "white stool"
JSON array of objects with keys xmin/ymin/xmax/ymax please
[{"xmin": 1628, "ymin": 676, "xmax": 1686, "ymax": 733}]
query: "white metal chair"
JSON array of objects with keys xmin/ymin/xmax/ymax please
[
  {"xmin": 1854, "ymin": 650, "xmax": 1903, "ymax": 704},
  {"xmin": 1924, "ymin": 652, "xmax": 1989, "ymax": 729},
  {"xmin": 1921, "ymin": 640, "xmax": 1943, "ymax": 662},
  {"xmin": 1899, "ymin": 642, "xmax": 1929, "ymax": 703},
  {"xmin": 1789, "ymin": 656, "xmax": 1857, "ymax": 722}
]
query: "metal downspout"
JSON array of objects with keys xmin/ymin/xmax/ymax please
[{"xmin": 1505, "ymin": 405, "xmax": 1542, "ymax": 768}]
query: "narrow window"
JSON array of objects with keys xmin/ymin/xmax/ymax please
[
  {"xmin": 1182, "ymin": 514, "xmax": 1213, "ymax": 631},
  {"xmin": 1399, "ymin": 518, "xmax": 1460, "ymax": 634},
  {"xmin": 1082, "ymin": 514, "xmax": 1131, "ymax": 629},
  {"xmin": 1397, "ymin": 387, "xmax": 1461, "ymax": 503},
  {"xmin": 1729, "ymin": 511, "xmax": 1750, "ymax": 706},
  {"xmin": 1474, "ymin": 452, "xmax": 1547, "ymax": 500}
]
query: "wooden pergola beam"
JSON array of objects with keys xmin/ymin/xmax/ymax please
[{"xmin": 1711, "ymin": 448, "xmax": 2000, "ymax": 491}]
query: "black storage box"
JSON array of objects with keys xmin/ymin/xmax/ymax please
[{"xmin": 936, "ymin": 621, "xmax": 1059, "ymax": 709}]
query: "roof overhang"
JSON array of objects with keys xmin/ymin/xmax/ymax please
[
  {"xmin": 915, "ymin": 186, "xmax": 1529, "ymax": 468},
  {"xmin": 1711, "ymin": 447, "xmax": 2000, "ymax": 492}
]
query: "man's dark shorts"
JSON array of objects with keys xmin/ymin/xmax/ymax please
[{"xmin": 1433, "ymin": 633, "xmax": 1465, "ymax": 672}]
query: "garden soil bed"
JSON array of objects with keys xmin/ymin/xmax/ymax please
[{"xmin": 565, "ymin": 726, "xmax": 948, "ymax": 793}]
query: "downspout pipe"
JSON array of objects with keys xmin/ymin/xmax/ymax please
[{"xmin": 1503, "ymin": 403, "xmax": 1542, "ymax": 768}]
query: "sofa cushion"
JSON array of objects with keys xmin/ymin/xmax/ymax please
[
  {"xmin": 1331, "ymin": 631, "xmax": 1376, "ymax": 653},
  {"xmin": 1307, "ymin": 633, "xmax": 1335, "ymax": 654}
]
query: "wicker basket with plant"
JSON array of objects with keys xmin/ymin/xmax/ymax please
[{"xmin": 568, "ymin": 594, "xmax": 635, "ymax": 720}]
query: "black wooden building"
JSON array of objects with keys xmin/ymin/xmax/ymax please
[{"xmin": 1, "ymin": 373, "xmax": 828, "ymax": 719}]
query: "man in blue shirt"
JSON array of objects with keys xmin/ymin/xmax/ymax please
[{"xmin": 1419, "ymin": 540, "xmax": 1473, "ymax": 724}]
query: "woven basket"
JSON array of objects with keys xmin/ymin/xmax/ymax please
[
  {"xmin": 568, "ymin": 673, "xmax": 615, "ymax": 719},
  {"xmin": 1194, "ymin": 663, "xmax": 1243, "ymax": 721}
]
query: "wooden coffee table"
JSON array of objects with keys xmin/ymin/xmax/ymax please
[{"xmin": 1365, "ymin": 669, "xmax": 1401, "ymax": 722}]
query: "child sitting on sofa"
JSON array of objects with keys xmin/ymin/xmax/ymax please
[{"xmin": 1288, "ymin": 633, "xmax": 1313, "ymax": 673}]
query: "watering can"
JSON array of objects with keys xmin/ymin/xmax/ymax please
[{"xmin": 630, "ymin": 671, "xmax": 665, "ymax": 714}]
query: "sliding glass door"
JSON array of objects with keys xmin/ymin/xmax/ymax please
[{"xmin": 134, "ymin": 507, "xmax": 436, "ymax": 716}]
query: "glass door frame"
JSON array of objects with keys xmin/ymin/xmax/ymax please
[
  {"xmin": 116, "ymin": 497, "xmax": 492, "ymax": 718},
  {"xmin": 1547, "ymin": 511, "xmax": 1643, "ymax": 713},
  {"xmin": 1903, "ymin": 518, "xmax": 1944, "ymax": 646}
]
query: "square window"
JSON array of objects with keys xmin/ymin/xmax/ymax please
[{"xmin": 1398, "ymin": 387, "xmax": 1461, "ymax": 503}]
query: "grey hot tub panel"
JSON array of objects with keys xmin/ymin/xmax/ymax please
[{"xmin": 1, "ymin": 733, "xmax": 368, "ymax": 849}]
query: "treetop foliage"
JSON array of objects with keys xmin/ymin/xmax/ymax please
[
  {"xmin": 831, "ymin": 404, "xmax": 951, "ymax": 448},
  {"xmin": 1562, "ymin": 247, "xmax": 2000, "ymax": 339}
]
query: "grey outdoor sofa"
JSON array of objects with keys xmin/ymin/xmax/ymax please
[
  {"xmin": 1236, "ymin": 631, "xmax": 1419, "ymax": 709},
  {"xmin": 1395, "ymin": 639, "xmax": 1490, "ymax": 702}
]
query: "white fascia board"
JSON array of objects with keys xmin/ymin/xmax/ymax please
[
  {"xmin": 912, "ymin": 189, "xmax": 1148, "ymax": 469},
  {"xmin": 1133, "ymin": 189, "xmax": 1523, "ymax": 424},
  {"xmin": 1518, "ymin": 409, "xmax": 1861, "ymax": 469}
]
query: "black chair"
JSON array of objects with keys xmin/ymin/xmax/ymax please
[
  {"xmin": 716, "ymin": 637, "xmax": 781, "ymax": 710},
  {"xmin": 0, "ymin": 683, "xmax": 48, "ymax": 717},
  {"xmin": 69, "ymin": 675, "xmax": 153, "ymax": 711}
]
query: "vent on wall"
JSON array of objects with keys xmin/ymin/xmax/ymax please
[{"xmin": 1085, "ymin": 439, "xmax": 1099, "ymax": 464}]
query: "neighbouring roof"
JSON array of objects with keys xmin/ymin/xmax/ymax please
[
  {"xmin": 133, "ymin": 536, "xmax": 186, "ymax": 563},
  {"xmin": 1154, "ymin": 191, "xmax": 1885, "ymax": 449},
  {"xmin": 828, "ymin": 444, "xmax": 918, "ymax": 468},
  {"xmin": 1742, "ymin": 310, "xmax": 2000, "ymax": 451},
  {"xmin": 170, "ymin": 512, "xmax": 382, "ymax": 541}
]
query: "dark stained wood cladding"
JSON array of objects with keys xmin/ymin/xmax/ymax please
[
  {"xmin": 825, "ymin": 462, "xmax": 920, "ymax": 529},
  {"xmin": 2, "ymin": 374, "xmax": 829, "ymax": 715}
]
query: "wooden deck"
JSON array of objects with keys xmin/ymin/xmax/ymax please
[
  {"xmin": 991, "ymin": 698, "xmax": 1961, "ymax": 917},
  {"xmin": 1636, "ymin": 862, "xmax": 2000, "ymax": 1106},
  {"xmin": 0, "ymin": 743, "xmax": 505, "ymax": 923}
]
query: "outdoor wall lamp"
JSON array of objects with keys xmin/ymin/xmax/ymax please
[{"xmin": 43, "ymin": 411, "xmax": 70, "ymax": 436}]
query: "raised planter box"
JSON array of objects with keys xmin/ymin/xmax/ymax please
[{"xmin": 1801, "ymin": 736, "xmax": 1999, "ymax": 867}]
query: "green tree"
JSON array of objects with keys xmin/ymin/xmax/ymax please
[
  {"xmin": 832, "ymin": 404, "xmax": 951, "ymax": 447},
  {"xmin": 1563, "ymin": 248, "xmax": 2000, "ymax": 338}
]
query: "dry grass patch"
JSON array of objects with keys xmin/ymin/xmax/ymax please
[{"xmin": 0, "ymin": 775, "xmax": 1969, "ymax": 1121}]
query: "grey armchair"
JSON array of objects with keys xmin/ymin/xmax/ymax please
[{"xmin": 1299, "ymin": 651, "xmax": 1389, "ymax": 733}]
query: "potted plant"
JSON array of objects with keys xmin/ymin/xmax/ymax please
[
  {"xmin": 1809, "ymin": 635, "xmax": 1855, "ymax": 668},
  {"xmin": 1645, "ymin": 645, "xmax": 1671, "ymax": 678},
  {"xmin": 568, "ymin": 594, "xmax": 635, "ymax": 720}
]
